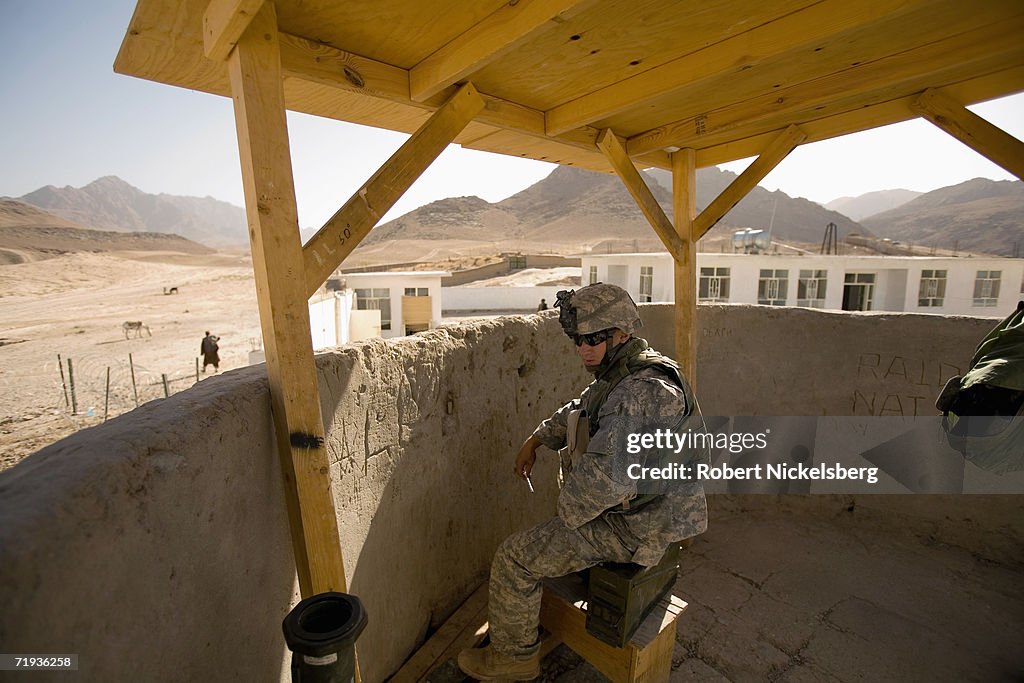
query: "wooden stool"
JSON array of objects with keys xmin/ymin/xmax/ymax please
[{"xmin": 540, "ymin": 572, "xmax": 686, "ymax": 683}]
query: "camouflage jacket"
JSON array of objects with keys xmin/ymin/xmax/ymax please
[{"xmin": 533, "ymin": 366, "xmax": 707, "ymax": 566}]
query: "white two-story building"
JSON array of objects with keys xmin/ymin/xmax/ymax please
[
  {"xmin": 581, "ymin": 253, "xmax": 1024, "ymax": 317},
  {"xmin": 307, "ymin": 271, "xmax": 449, "ymax": 349}
]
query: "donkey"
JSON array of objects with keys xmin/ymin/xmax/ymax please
[{"xmin": 123, "ymin": 321, "xmax": 152, "ymax": 339}]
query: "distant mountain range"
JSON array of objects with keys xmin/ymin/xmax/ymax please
[
  {"xmin": 861, "ymin": 178, "xmax": 1024, "ymax": 256},
  {"xmin": 0, "ymin": 199, "xmax": 212, "ymax": 265},
  {"xmin": 825, "ymin": 189, "xmax": 923, "ymax": 221},
  {"xmin": 15, "ymin": 176, "xmax": 247, "ymax": 247},
  {"xmin": 354, "ymin": 166, "xmax": 865, "ymax": 263},
  {"xmin": 6, "ymin": 171, "xmax": 1021, "ymax": 260}
]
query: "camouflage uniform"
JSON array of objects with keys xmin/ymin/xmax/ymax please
[{"xmin": 488, "ymin": 350, "xmax": 708, "ymax": 659}]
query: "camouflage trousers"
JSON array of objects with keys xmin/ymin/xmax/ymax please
[{"xmin": 487, "ymin": 514, "xmax": 639, "ymax": 658}]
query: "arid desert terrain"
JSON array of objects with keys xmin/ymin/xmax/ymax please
[{"xmin": 0, "ymin": 250, "xmax": 262, "ymax": 470}]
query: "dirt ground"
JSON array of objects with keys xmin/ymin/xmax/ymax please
[{"xmin": 0, "ymin": 250, "xmax": 263, "ymax": 470}]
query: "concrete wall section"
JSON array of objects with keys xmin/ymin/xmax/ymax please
[
  {"xmin": 0, "ymin": 368, "xmax": 296, "ymax": 682},
  {"xmin": 636, "ymin": 304, "xmax": 996, "ymax": 416},
  {"xmin": 443, "ymin": 286, "xmax": 566, "ymax": 312}
]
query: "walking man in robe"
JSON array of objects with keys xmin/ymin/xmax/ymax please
[{"xmin": 201, "ymin": 331, "xmax": 220, "ymax": 373}]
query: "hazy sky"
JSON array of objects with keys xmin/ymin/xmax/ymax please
[{"xmin": 1, "ymin": 1, "xmax": 1022, "ymax": 230}]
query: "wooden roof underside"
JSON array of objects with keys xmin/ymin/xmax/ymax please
[{"xmin": 115, "ymin": 0, "xmax": 1024, "ymax": 173}]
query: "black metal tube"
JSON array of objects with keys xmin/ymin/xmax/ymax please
[{"xmin": 283, "ymin": 592, "xmax": 367, "ymax": 683}]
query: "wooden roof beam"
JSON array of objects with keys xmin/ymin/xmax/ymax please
[
  {"xmin": 280, "ymin": 35, "xmax": 595, "ymax": 154},
  {"xmin": 277, "ymin": 32, "xmax": 672, "ymax": 172},
  {"xmin": 410, "ymin": 0, "xmax": 595, "ymax": 102},
  {"xmin": 912, "ymin": 88, "xmax": 1024, "ymax": 180},
  {"xmin": 627, "ymin": 19, "xmax": 1024, "ymax": 157},
  {"xmin": 544, "ymin": 0, "xmax": 928, "ymax": 137},
  {"xmin": 690, "ymin": 66, "xmax": 1024, "ymax": 168},
  {"xmin": 596, "ymin": 129, "xmax": 683, "ymax": 255},
  {"xmin": 303, "ymin": 83, "xmax": 485, "ymax": 295},
  {"xmin": 203, "ymin": 0, "xmax": 264, "ymax": 61},
  {"xmin": 694, "ymin": 125, "xmax": 806, "ymax": 239}
]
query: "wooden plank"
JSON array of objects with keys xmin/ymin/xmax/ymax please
[
  {"xmin": 203, "ymin": 0, "xmax": 263, "ymax": 61},
  {"xmin": 540, "ymin": 587, "xmax": 632, "ymax": 682},
  {"xmin": 539, "ymin": 577, "xmax": 686, "ymax": 683},
  {"xmin": 302, "ymin": 83, "xmax": 485, "ymax": 295},
  {"xmin": 410, "ymin": 0, "xmax": 594, "ymax": 102},
  {"xmin": 691, "ymin": 66, "xmax": 1024, "ymax": 168},
  {"xmin": 912, "ymin": 88, "xmax": 1024, "ymax": 180},
  {"xmin": 596, "ymin": 129, "xmax": 683, "ymax": 256},
  {"xmin": 277, "ymin": 33, "xmax": 609, "ymax": 159},
  {"xmin": 390, "ymin": 583, "xmax": 489, "ymax": 683},
  {"xmin": 601, "ymin": 0, "xmax": 1018, "ymax": 139},
  {"xmin": 226, "ymin": 2, "xmax": 346, "ymax": 597},
  {"xmin": 631, "ymin": 622, "xmax": 677, "ymax": 683},
  {"xmin": 671, "ymin": 149, "xmax": 697, "ymax": 391},
  {"xmin": 627, "ymin": 17, "xmax": 1024, "ymax": 157},
  {"xmin": 544, "ymin": 0, "xmax": 929, "ymax": 136},
  {"xmin": 693, "ymin": 125, "xmax": 806, "ymax": 240}
]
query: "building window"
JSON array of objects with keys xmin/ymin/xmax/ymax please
[
  {"xmin": 917, "ymin": 270, "xmax": 946, "ymax": 307},
  {"xmin": 354, "ymin": 287, "xmax": 391, "ymax": 330},
  {"xmin": 508, "ymin": 255, "xmax": 527, "ymax": 270},
  {"xmin": 589, "ymin": 265, "xmax": 598, "ymax": 285},
  {"xmin": 699, "ymin": 267, "xmax": 730, "ymax": 302},
  {"xmin": 973, "ymin": 270, "xmax": 1001, "ymax": 307},
  {"xmin": 758, "ymin": 269, "xmax": 788, "ymax": 306},
  {"xmin": 404, "ymin": 287, "xmax": 429, "ymax": 296},
  {"xmin": 797, "ymin": 270, "xmax": 827, "ymax": 308},
  {"xmin": 639, "ymin": 266, "xmax": 653, "ymax": 302},
  {"xmin": 842, "ymin": 273, "xmax": 875, "ymax": 311}
]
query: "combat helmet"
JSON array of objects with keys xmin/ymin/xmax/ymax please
[{"xmin": 554, "ymin": 283, "xmax": 642, "ymax": 338}]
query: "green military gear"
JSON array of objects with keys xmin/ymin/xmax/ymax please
[
  {"xmin": 583, "ymin": 338, "xmax": 690, "ymax": 431},
  {"xmin": 941, "ymin": 301, "xmax": 1024, "ymax": 474},
  {"xmin": 555, "ymin": 283, "xmax": 642, "ymax": 337}
]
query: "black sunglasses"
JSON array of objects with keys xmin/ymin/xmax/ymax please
[{"xmin": 573, "ymin": 329, "xmax": 614, "ymax": 347}]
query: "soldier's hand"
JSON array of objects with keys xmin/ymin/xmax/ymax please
[{"xmin": 514, "ymin": 435, "xmax": 540, "ymax": 479}]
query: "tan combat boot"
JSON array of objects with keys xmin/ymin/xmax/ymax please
[{"xmin": 457, "ymin": 644, "xmax": 540, "ymax": 681}]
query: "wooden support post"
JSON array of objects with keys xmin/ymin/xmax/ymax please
[
  {"xmin": 596, "ymin": 129, "xmax": 684, "ymax": 255},
  {"xmin": 67, "ymin": 358, "xmax": 77, "ymax": 415},
  {"xmin": 671, "ymin": 148, "xmax": 698, "ymax": 389},
  {"xmin": 129, "ymin": 353, "xmax": 139, "ymax": 407},
  {"xmin": 693, "ymin": 125, "xmax": 806, "ymax": 239},
  {"xmin": 227, "ymin": 2, "xmax": 346, "ymax": 597},
  {"xmin": 104, "ymin": 367, "xmax": 111, "ymax": 422},
  {"xmin": 58, "ymin": 354, "xmax": 69, "ymax": 408},
  {"xmin": 912, "ymin": 88, "xmax": 1024, "ymax": 181},
  {"xmin": 302, "ymin": 83, "xmax": 485, "ymax": 295}
]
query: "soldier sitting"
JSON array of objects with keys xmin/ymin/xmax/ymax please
[{"xmin": 458, "ymin": 283, "xmax": 708, "ymax": 681}]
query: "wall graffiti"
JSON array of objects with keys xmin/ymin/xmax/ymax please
[{"xmin": 853, "ymin": 353, "xmax": 962, "ymax": 416}]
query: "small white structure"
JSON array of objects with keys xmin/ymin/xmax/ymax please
[
  {"xmin": 582, "ymin": 253, "xmax": 1024, "ymax": 317},
  {"xmin": 308, "ymin": 271, "xmax": 449, "ymax": 347}
]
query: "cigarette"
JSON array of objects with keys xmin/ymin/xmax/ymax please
[{"xmin": 526, "ymin": 475, "xmax": 535, "ymax": 493}]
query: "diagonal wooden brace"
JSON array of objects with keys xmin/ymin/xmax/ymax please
[
  {"xmin": 912, "ymin": 88, "xmax": 1024, "ymax": 181},
  {"xmin": 303, "ymin": 83, "xmax": 485, "ymax": 295},
  {"xmin": 597, "ymin": 129, "xmax": 684, "ymax": 256},
  {"xmin": 693, "ymin": 125, "xmax": 806, "ymax": 240}
]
